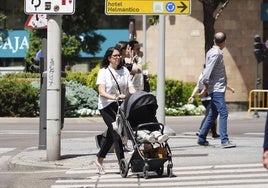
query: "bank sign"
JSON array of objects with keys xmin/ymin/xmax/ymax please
[
  {"xmin": 0, "ymin": 30, "xmax": 29, "ymax": 58},
  {"xmin": 0, "ymin": 29, "xmax": 128, "ymax": 58}
]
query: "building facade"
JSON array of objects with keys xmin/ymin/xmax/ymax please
[
  {"xmin": 0, "ymin": 0, "xmax": 266, "ymax": 110},
  {"xmin": 134, "ymin": 0, "xmax": 264, "ymax": 109}
]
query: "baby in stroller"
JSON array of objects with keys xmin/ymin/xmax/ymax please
[
  {"xmin": 127, "ymin": 103, "xmax": 169, "ymax": 145},
  {"xmin": 136, "ymin": 126, "xmax": 169, "ymax": 144},
  {"xmin": 119, "ymin": 91, "xmax": 173, "ymax": 178}
]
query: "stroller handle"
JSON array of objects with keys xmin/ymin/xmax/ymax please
[
  {"xmin": 116, "ymin": 98, "xmax": 124, "ymax": 106},
  {"xmin": 136, "ymin": 122, "xmax": 164, "ymax": 131}
]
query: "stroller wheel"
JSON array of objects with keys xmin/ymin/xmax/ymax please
[
  {"xmin": 167, "ymin": 164, "xmax": 173, "ymax": 178},
  {"xmin": 143, "ymin": 165, "xmax": 149, "ymax": 179},
  {"xmin": 119, "ymin": 158, "xmax": 128, "ymax": 178},
  {"xmin": 156, "ymin": 165, "xmax": 164, "ymax": 176}
]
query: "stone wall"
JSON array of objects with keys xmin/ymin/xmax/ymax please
[{"xmin": 134, "ymin": 0, "xmax": 263, "ymax": 107}]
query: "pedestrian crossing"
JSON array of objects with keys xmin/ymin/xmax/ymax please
[{"xmin": 51, "ymin": 163, "xmax": 268, "ymax": 188}]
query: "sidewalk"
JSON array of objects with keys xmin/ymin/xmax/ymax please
[{"xmin": 8, "ymin": 111, "xmax": 266, "ymax": 171}]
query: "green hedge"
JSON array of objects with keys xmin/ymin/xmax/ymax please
[
  {"xmin": 148, "ymin": 75, "xmax": 200, "ymax": 108},
  {"xmin": 0, "ymin": 71, "xmax": 201, "ymax": 117},
  {"xmin": 0, "ymin": 78, "xmax": 39, "ymax": 117},
  {"xmin": 64, "ymin": 80, "xmax": 98, "ymax": 117}
]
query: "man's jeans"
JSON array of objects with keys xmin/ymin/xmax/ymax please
[{"xmin": 198, "ymin": 92, "xmax": 229, "ymax": 144}]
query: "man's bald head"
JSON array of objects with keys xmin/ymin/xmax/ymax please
[{"xmin": 214, "ymin": 32, "xmax": 227, "ymax": 45}]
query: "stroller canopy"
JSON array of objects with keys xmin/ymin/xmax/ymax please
[{"xmin": 121, "ymin": 91, "xmax": 158, "ymax": 128}]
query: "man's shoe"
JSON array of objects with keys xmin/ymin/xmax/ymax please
[
  {"xmin": 212, "ymin": 134, "xmax": 220, "ymax": 139},
  {"xmin": 221, "ymin": 141, "xmax": 236, "ymax": 148},
  {"xmin": 197, "ymin": 140, "xmax": 209, "ymax": 146}
]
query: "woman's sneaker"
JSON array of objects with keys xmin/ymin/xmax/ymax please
[{"xmin": 94, "ymin": 160, "xmax": 106, "ymax": 175}]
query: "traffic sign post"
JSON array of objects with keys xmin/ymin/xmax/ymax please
[
  {"xmin": 105, "ymin": 0, "xmax": 191, "ymax": 15},
  {"xmin": 46, "ymin": 15, "xmax": 62, "ymax": 161},
  {"xmin": 24, "ymin": 0, "xmax": 75, "ymax": 15},
  {"xmin": 24, "ymin": 0, "xmax": 76, "ymax": 161}
]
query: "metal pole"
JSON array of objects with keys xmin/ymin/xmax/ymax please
[
  {"xmin": 46, "ymin": 15, "xmax": 62, "ymax": 161},
  {"xmin": 129, "ymin": 16, "xmax": 136, "ymax": 41},
  {"xmin": 253, "ymin": 61, "xmax": 260, "ymax": 118},
  {"xmin": 39, "ymin": 35, "xmax": 47, "ymax": 150},
  {"xmin": 142, "ymin": 15, "xmax": 147, "ymax": 64},
  {"xmin": 156, "ymin": 15, "xmax": 166, "ymax": 125}
]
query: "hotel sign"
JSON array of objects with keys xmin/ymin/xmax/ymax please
[{"xmin": 105, "ymin": 0, "xmax": 191, "ymax": 15}]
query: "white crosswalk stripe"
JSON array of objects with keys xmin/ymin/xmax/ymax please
[
  {"xmin": 0, "ymin": 148, "xmax": 16, "ymax": 154},
  {"xmin": 0, "ymin": 148, "xmax": 15, "ymax": 170},
  {"xmin": 51, "ymin": 163, "xmax": 268, "ymax": 188}
]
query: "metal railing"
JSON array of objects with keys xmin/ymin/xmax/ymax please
[{"xmin": 248, "ymin": 89, "xmax": 268, "ymax": 115}]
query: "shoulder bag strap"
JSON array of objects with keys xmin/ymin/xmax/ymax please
[{"xmin": 108, "ymin": 68, "xmax": 121, "ymax": 94}]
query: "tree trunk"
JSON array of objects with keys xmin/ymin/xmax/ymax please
[{"xmin": 202, "ymin": 1, "xmax": 216, "ymax": 53}]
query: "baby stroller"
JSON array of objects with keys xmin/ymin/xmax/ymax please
[{"xmin": 118, "ymin": 91, "xmax": 173, "ymax": 179}]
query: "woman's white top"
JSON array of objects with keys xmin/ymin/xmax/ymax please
[
  {"xmin": 197, "ymin": 72, "xmax": 211, "ymax": 101},
  {"xmin": 124, "ymin": 56, "xmax": 144, "ymax": 91},
  {"xmin": 96, "ymin": 66, "xmax": 133, "ymax": 109}
]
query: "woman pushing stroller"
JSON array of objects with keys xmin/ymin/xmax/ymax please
[
  {"xmin": 95, "ymin": 46, "xmax": 169, "ymax": 175},
  {"xmin": 95, "ymin": 47, "xmax": 136, "ymax": 174}
]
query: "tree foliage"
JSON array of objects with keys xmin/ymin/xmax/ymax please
[
  {"xmin": 62, "ymin": 0, "xmax": 106, "ymax": 55},
  {"xmin": 0, "ymin": 13, "xmax": 6, "ymax": 22},
  {"xmin": 0, "ymin": 13, "xmax": 7, "ymax": 42},
  {"xmin": 25, "ymin": 30, "xmax": 43, "ymax": 71},
  {"xmin": 199, "ymin": 0, "xmax": 231, "ymax": 52},
  {"xmin": 0, "ymin": 78, "xmax": 39, "ymax": 117},
  {"xmin": 26, "ymin": 1, "xmax": 107, "ymax": 69}
]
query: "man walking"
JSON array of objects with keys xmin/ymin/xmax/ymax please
[{"xmin": 197, "ymin": 32, "xmax": 236, "ymax": 148}]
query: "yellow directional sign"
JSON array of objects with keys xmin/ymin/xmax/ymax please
[{"xmin": 105, "ymin": 0, "xmax": 191, "ymax": 15}]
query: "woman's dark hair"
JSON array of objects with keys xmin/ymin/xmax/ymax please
[
  {"xmin": 128, "ymin": 40, "xmax": 139, "ymax": 50},
  {"xmin": 115, "ymin": 41, "xmax": 128, "ymax": 52},
  {"xmin": 101, "ymin": 47, "xmax": 123, "ymax": 69},
  {"xmin": 115, "ymin": 41, "xmax": 128, "ymax": 68},
  {"xmin": 101, "ymin": 47, "xmax": 114, "ymax": 68}
]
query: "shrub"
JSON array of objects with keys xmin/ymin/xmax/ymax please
[
  {"xmin": 165, "ymin": 79, "xmax": 183, "ymax": 108},
  {"xmin": 0, "ymin": 78, "xmax": 39, "ymax": 117},
  {"xmin": 147, "ymin": 75, "xmax": 199, "ymax": 108},
  {"xmin": 0, "ymin": 72, "xmax": 203, "ymax": 117},
  {"xmin": 65, "ymin": 71, "xmax": 90, "ymax": 86},
  {"xmin": 86, "ymin": 64, "xmax": 100, "ymax": 91},
  {"xmin": 3, "ymin": 72, "xmax": 40, "ymax": 79},
  {"xmin": 165, "ymin": 104, "xmax": 205, "ymax": 116},
  {"xmin": 64, "ymin": 80, "xmax": 98, "ymax": 117},
  {"xmin": 148, "ymin": 74, "xmax": 157, "ymax": 92},
  {"xmin": 182, "ymin": 81, "xmax": 200, "ymax": 106}
]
